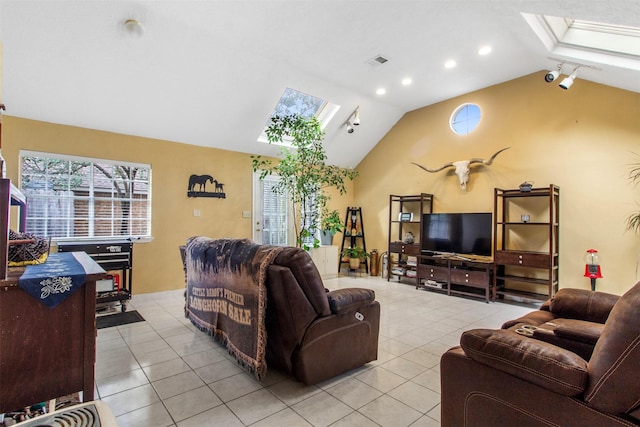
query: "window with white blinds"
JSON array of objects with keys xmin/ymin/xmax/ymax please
[
  {"xmin": 20, "ymin": 151, "xmax": 152, "ymax": 240},
  {"xmin": 261, "ymin": 175, "xmax": 289, "ymax": 246}
]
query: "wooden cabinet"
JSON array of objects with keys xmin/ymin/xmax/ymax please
[
  {"xmin": 494, "ymin": 251, "xmax": 551, "ymax": 269},
  {"xmin": 0, "ymin": 178, "xmax": 106, "ymax": 411},
  {"xmin": 0, "ymin": 252, "xmax": 105, "ymax": 412},
  {"xmin": 450, "ymin": 266, "xmax": 490, "ymax": 286},
  {"xmin": 387, "ymin": 194, "xmax": 433, "ymax": 283},
  {"xmin": 417, "ymin": 263, "xmax": 449, "ymax": 282},
  {"xmin": 388, "ymin": 242, "xmax": 421, "ymax": 256},
  {"xmin": 418, "ymin": 255, "xmax": 493, "ymax": 302},
  {"xmin": 493, "ymin": 185, "xmax": 560, "ymax": 301},
  {"xmin": 310, "ymin": 245, "xmax": 338, "ymax": 279}
]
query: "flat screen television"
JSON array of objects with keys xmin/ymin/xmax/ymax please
[{"xmin": 421, "ymin": 212, "xmax": 492, "ymax": 257}]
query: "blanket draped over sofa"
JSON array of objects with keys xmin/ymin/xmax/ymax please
[{"xmin": 184, "ymin": 237, "xmax": 283, "ymax": 380}]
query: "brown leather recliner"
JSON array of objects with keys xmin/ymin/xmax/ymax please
[
  {"xmin": 180, "ymin": 243, "xmax": 380, "ymax": 385},
  {"xmin": 441, "ymin": 281, "xmax": 640, "ymax": 426},
  {"xmin": 265, "ymin": 247, "xmax": 380, "ymax": 385}
]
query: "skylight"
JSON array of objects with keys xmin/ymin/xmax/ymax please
[
  {"xmin": 522, "ymin": 13, "xmax": 640, "ymax": 71},
  {"xmin": 258, "ymin": 88, "xmax": 340, "ymax": 145}
]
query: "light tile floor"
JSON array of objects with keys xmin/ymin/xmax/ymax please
[{"xmin": 95, "ymin": 276, "xmax": 538, "ymax": 426}]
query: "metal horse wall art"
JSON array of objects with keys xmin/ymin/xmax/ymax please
[{"xmin": 187, "ymin": 174, "xmax": 226, "ymax": 198}]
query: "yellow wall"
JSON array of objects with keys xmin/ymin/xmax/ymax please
[
  {"xmin": 3, "ymin": 117, "xmax": 258, "ymax": 293},
  {"xmin": 355, "ymin": 72, "xmax": 640, "ymax": 296},
  {"xmin": 3, "ymin": 72, "xmax": 639, "ymax": 296},
  {"xmin": 2, "ymin": 116, "xmax": 355, "ymax": 294}
]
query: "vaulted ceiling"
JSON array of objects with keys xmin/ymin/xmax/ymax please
[{"xmin": 1, "ymin": 1, "xmax": 638, "ymax": 167}]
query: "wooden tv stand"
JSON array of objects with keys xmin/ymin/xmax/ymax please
[{"xmin": 417, "ymin": 254, "xmax": 494, "ymax": 303}]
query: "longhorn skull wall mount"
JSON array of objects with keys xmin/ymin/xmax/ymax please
[{"xmin": 412, "ymin": 147, "xmax": 510, "ymax": 191}]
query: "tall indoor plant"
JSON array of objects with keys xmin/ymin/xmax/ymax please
[{"xmin": 252, "ymin": 114, "xmax": 357, "ymax": 250}]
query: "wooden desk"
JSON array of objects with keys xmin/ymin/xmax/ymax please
[{"xmin": 0, "ymin": 252, "xmax": 105, "ymax": 412}]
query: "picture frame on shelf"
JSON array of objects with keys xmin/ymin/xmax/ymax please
[{"xmin": 398, "ymin": 212, "xmax": 413, "ymax": 222}]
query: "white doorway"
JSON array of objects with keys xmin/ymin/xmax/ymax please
[{"xmin": 252, "ymin": 172, "xmax": 291, "ymax": 246}]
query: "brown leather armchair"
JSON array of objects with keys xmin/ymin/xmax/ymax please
[
  {"xmin": 180, "ymin": 242, "xmax": 380, "ymax": 385},
  {"xmin": 500, "ymin": 287, "xmax": 619, "ymax": 360},
  {"xmin": 441, "ymin": 281, "xmax": 640, "ymax": 426},
  {"xmin": 265, "ymin": 247, "xmax": 380, "ymax": 385}
]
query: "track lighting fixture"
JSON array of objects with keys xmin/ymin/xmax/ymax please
[
  {"xmin": 559, "ymin": 67, "xmax": 579, "ymax": 90},
  {"xmin": 544, "ymin": 63, "xmax": 563, "ymax": 83},
  {"xmin": 545, "ymin": 58, "xmax": 596, "ymax": 90},
  {"xmin": 352, "ymin": 109, "xmax": 360, "ymax": 126},
  {"xmin": 342, "ymin": 106, "xmax": 360, "ymax": 134},
  {"xmin": 346, "ymin": 122, "xmax": 354, "ymax": 133}
]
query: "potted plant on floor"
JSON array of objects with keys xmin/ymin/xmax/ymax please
[
  {"xmin": 341, "ymin": 246, "xmax": 370, "ymax": 270},
  {"xmin": 320, "ymin": 208, "xmax": 344, "ymax": 246},
  {"xmin": 252, "ymin": 114, "xmax": 358, "ymax": 250}
]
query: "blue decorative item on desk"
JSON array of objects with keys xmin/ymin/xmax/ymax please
[{"xmin": 18, "ymin": 252, "xmax": 88, "ymax": 308}]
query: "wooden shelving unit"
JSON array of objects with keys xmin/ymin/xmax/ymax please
[
  {"xmin": 387, "ymin": 194, "xmax": 433, "ymax": 284},
  {"xmin": 339, "ymin": 207, "xmax": 368, "ymax": 274},
  {"xmin": 0, "ymin": 179, "xmax": 27, "ymax": 280},
  {"xmin": 493, "ymin": 185, "xmax": 560, "ymax": 301}
]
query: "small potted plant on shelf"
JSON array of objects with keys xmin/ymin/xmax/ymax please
[
  {"xmin": 341, "ymin": 246, "xmax": 370, "ymax": 270},
  {"xmin": 320, "ymin": 209, "xmax": 344, "ymax": 246}
]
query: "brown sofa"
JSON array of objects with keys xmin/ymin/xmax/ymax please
[
  {"xmin": 441, "ymin": 282, "xmax": 640, "ymax": 426},
  {"xmin": 181, "ymin": 241, "xmax": 380, "ymax": 385}
]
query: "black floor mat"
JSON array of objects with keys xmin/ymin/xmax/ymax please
[{"xmin": 97, "ymin": 310, "xmax": 145, "ymax": 329}]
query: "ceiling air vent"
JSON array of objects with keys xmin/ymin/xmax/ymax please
[{"xmin": 367, "ymin": 54, "xmax": 390, "ymax": 66}]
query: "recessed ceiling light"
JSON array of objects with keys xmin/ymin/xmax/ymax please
[
  {"xmin": 444, "ymin": 60, "xmax": 457, "ymax": 69},
  {"xmin": 401, "ymin": 78, "xmax": 413, "ymax": 86},
  {"xmin": 376, "ymin": 88, "xmax": 386, "ymax": 95},
  {"xmin": 478, "ymin": 46, "xmax": 492, "ymax": 55}
]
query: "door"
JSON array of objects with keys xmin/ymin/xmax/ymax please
[{"xmin": 253, "ymin": 172, "xmax": 291, "ymax": 245}]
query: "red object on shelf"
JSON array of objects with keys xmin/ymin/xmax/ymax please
[{"xmin": 584, "ymin": 249, "xmax": 603, "ymax": 279}]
